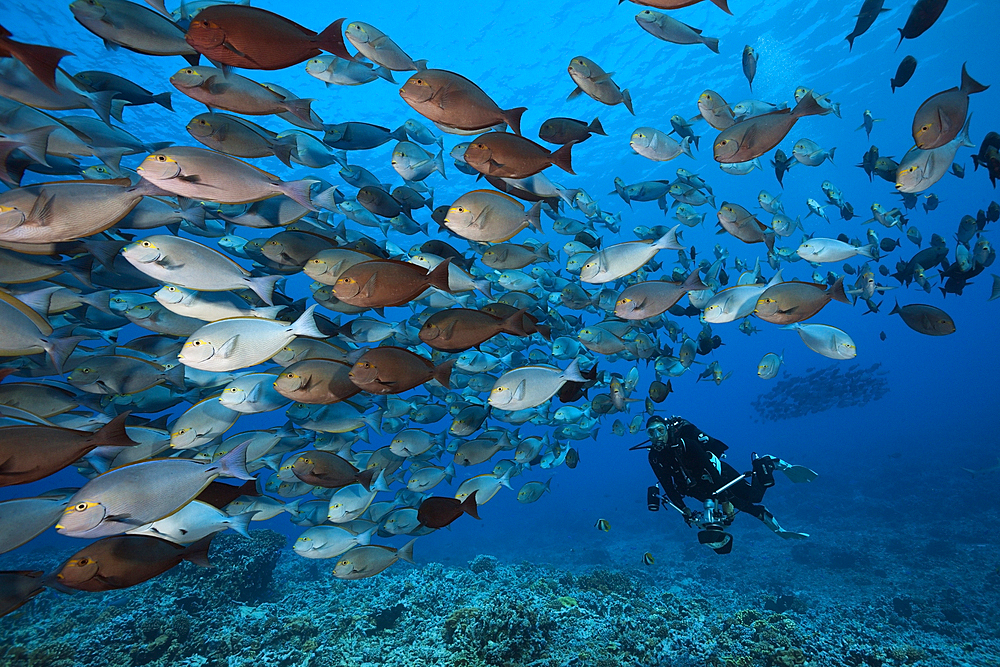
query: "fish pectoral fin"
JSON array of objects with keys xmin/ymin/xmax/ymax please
[
  {"xmin": 105, "ymin": 513, "xmax": 144, "ymax": 526},
  {"xmin": 511, "ymin": 380, "xmax": 527, "ymax": 401},
  {"xmin": 566, "ymin": 87, "xmax": 584, "ymax": 101},
  {"xmin": 218, "ymin": 335, "xmax": 240, "ymax": 358},
  {"xmin": 27, "ymin": 188, "xmax": 55, "ymax": 226},
  {"xmin": 360, "ymin": 273, "xmax": 378, "ymax": 298},
  {"xmin": 369, "ymin": 35, "xmax": 390, "ymax": 48},
  {"xmin": 592, "ymin": 72, "xmax": 615, "ymax": 83},
  {"xmin": 487, "ymin": 159, "xmax": 505, "ymax": 173},
  {"xmin": 203, "ymin": 75, "xmax": 231, "ymax": 95},
  {"xmin": 222, "ymin": 40, "xmax": 259, "ymax": 66},
  {"xmin": 214, "ymin": 123, "xmax": 228, "ymax": 141}
]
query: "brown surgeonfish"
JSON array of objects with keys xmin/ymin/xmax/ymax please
[
  {"xmin": 184, "ymin": 6, "xmax": 351, "ymax": 68},
  {"xmin": 717, "ymin": 202, "xmax": 775, "ymax": 252},
  {"xmin": 419, "ymin": 308, "xmax": 530, "ymax": 352},
  {"xmin": 713, "ymin": 93, "xmax": 825, "ymax": 163},
  {"xmin": 54, "ymin": 534, "xmax": 213, "ymax": 592},
  {"xmin": 417, "ymin": 492, "xmax": 479, "ymax": 529},
  {"xmin": 911, "ymin": 63, "xmax": 988, "ymax": 149},
  {"xmin": 754, "ymin": 278, "xmax": 850, "ymax": 324},
  {"xmin": 890, "ymin": 301, "xmax": 956, "ymax": 335},
  {"xmin": 348, "ymin": 347, "xmax": 453, "ymax": 394},
  {"xmin": 896, "ymin": 0, "xmax": 949, "ymax": 49},
  {"xmin": 0, "ymin": 412, "xmax": 137, "ymax": 487},
  {"xmin": 622, "ymin": 0, "xmax": 731, "ymax": 14},
  {"xmin": 614, "ymin": 272, "xmax": 708, "ymax": 320},
  {"xmin": 480, "ymin": 302, "xmax": 551, "ymax": 340},
  {"xmin": 0, "ymin": 571, "xmax": 46, "ymax": 618},
  {"xmin": 332, "ymin": 258, "xmax": 452, "ymax": 308},
  {"xmin": 273, "ymin": 359, "xmax": 360, "ymax": 404},
  {"xmin": 291, "ymin": 451, "xmax": 375, "ymax": 490},
  {"xmin": 464, "ymin": 132, "xmax": 575, "ymax": 178},
  {"xmin": 398, "ymin": 69, "xmax": 526, "ymax": 135}
]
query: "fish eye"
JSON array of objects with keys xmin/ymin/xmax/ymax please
[
  {"xmin": 74, "ymin": 503, "xmax": 88, "ymax": 511},
  {"xmin": 193, "ymin": 341, "xmax": 202, "ymax": 346},
  {"xmin": 228, "ymin": 387, "xmax": 240, "ymax": 392}
]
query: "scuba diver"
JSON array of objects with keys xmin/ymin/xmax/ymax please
[{"xmin": 637, "ymin": 415, "xmax": 816, "ymax": 554}]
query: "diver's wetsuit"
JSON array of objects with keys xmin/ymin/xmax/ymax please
[{"xmin": 648, "ymin": 420, "xmax": 769, "ymax": 521}]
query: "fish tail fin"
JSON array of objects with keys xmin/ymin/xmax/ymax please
[
  {"xmin": 316, "ymin": 17, "xmax": 352, "ymax": 60},
  {"xmin": 91, "ymin": 410, "xmax": 138, "ymax": 447},
  {"xmin": 413, "ymin": 59, "xmax": 429, "ymax": 73},
  {"xmin": 163, "ymin": 362, "xmax": 187, "ymax": 390},
  {"xmin": 473, "ymin": 278, "xmax": 492, "ymax": 299},
  {"xmin": 426, "ymin": 257, "xmax": 452, "ymax": 292},
  {"xmin": 550, "ymin": 141, "xmax": 575, "ymax": 175},
  {"xmin": 364, "ymin": 408, "xmax": 384, "ymax": 435},
  {"xmin": 86, "ymin": 90, "xmax": 117, "ymax": 127},
  {"xmin": 212, "ymin": 438, "xmax": 255, "ymax": 480},
  {"xmin": 443, "ymin": 462, "xmax": 456, "ymax": 483},
  {"xmin": 434, "ymin": 149, "xmax": 446, "ymax": 179},
  {"xmin": 682, "ymin": 270, "xmax": 708, "ymax": 292},
  {"xmin": 182, "ymin": 52, "xmax": 200, "ymax": 67},
  {"xmin": 525, "ymin": 201, "xmax": 543, "ymax": 233},
  {"xmin": 374, "ymin": 65, "xmax": 396, "ymax": 83},
  {"xmin": 280, "ymin": 97, "xmax": 320, "ymax": 130},
  {"xmin": 857, "ymin": 243, "xmax": 876, "ymax": 260},
  {"xmin": 846, "ymin": 34, "xmax": 855, "ymax": 51},
  {"xmin": 355, "ymin": 467, "xmax": 376, "ymax": 491},
  {"xmin": 680, "ymin": 136, "xmax": 694, "ymax": 159},
  {"xmin": 654, "ymin": 224, "xmax": 684, "ymax": 251},
  {"xmin": 357, "ymin": 526, "xmax": 376, "ymax": 546},
  {"xmin": 250, "ymin": 305, "xmax": 285, "ymax": 319},
  {"xmin": 791, "ymin": 92, "xmax": 825, "ymax": 118},
  {"xmin": 895, "ymin": 29, "xmax": 904, "ymax": 51},
  {"xmin": 397, "ymin": 537, "xmax": 417, "ymax": 563},
  {"xmin": 271, "ymin": 134, "xmax": 297, "ymax": 168},
  {"xmin": 829, "ymin": 276, "xmax": 850, "ymax": 304},
  {"xmin": 620, "ymin": 88, "xmax": 634, "ymax": 115},
  {"xmin": 152, "ymin": 91, "xmax": 173, "ymax": 111},
  {"xmin": 500, "ymin": 308, "xmax": 530, "ymax": 336},
  {"xmin": 703, "ymin": 36, "xmax": 720, "ymax": 54},
  {"xmin": 9, "ymin": 42, "xmax": 73, "ymax": 92},
  {"xmin": 224, "ymin": 511, "xmax": 257, "ymax": 539},
  {"xmin": 43, "ymin": 334, "xmax": 87, "ymax": 375},
  {"xmin": 182, "ymin": 534, "xmax": 215, "ymax": 567},
  {"xmin": 278, "ymin": 178, "xmax": 319, "ymax": 211},
  {"xmin": 960, "ymin": 63, "xmax": 989, "ymax": 95},
  {"xmin": 461, "ymin": 491, "xmax": 480, "ymax": 519},
  {"xmin": 535, "ymin": 322, "xmax": 552, "ymax": 341},
  {"xmin": 562, "ymin": 357, "xmax": 586, "ymax": 383},
  {"xmin": 433, "ymin": 359, "xmax": 454, "ymax": 388},
  {"xmin": 889, "ymin": 299, "xmax": 902, "ymax": 316},
  {"xmin": 711, "ymin": 0, "xmax": 733, "ymax": 14},
  {"xmin": 502, "ymin": 107, "xmax": 527, "ymax": 136},
  {"xmin": 10, "ymin": 125, "xmax": 55, "ymax": 167},
  {"xmin": 959, "ymin": 113, "xmax": 974, "ymax": 148},
  {"xmin": 290, "ymin": 304, "xmax": 324, "ymax": 339},
  {"xmin": 589, "ymin": 117, "xmax": 607, "ymax": 136},
  {"xmin": 248, "ymin": 273, "xmax": 283, "ymax": 306},
  {"xmin": 828, "ymin": 146, "xmax": 837, "ymax": 165}
]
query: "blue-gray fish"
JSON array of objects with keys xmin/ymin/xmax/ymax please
[{"xmin": 56, "ymin": 440, "xmax": 254, "ymax": 538}]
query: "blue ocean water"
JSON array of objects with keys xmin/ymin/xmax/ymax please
[{"xmin": 1, "ymin": 0, "xmax": 999, "ymax": 665}]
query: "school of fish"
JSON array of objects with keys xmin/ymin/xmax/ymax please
[{"xmin": 0, "ymin": 0, "xmax": 996, "ymax": 617}]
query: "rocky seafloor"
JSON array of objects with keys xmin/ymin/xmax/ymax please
[{"xmin": 1, "ymin": 514, "xmax": 998, "ymax": 667}]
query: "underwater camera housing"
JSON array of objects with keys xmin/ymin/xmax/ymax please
[
  {"xmin": 647, "ymin": 485, "xmax": 660, "ymax": 511},
  {"xmin": 698, "ymin": 524, "xmax": 734, "ymax": 555}
]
